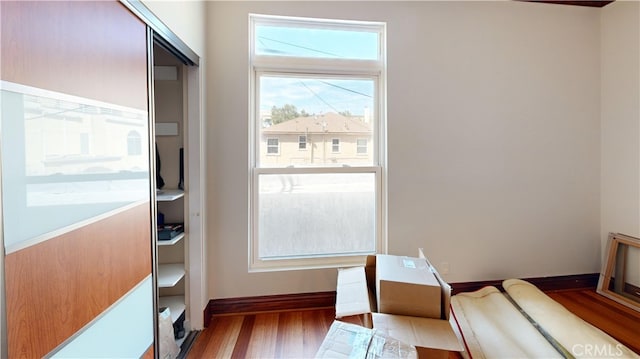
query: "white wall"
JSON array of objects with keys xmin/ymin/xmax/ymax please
[
  {"xmin": 206, "ymin": 1, "xmax": 602, "ymax": 299},
  {"xmin": 141, "ymin": 0, "xmax": 206, "ymax": 58},
  {"xmin": 600, "ymin": 1, "xmax": 640, "ymax": 283}
]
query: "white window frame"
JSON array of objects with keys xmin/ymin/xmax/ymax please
[
  {"xmin": 298, "ymin": 135, "xmax": 307, "ymax": 150},
  {"xmin": 249, "ymin": 14, "xmax": 387, "ymax": 271}
]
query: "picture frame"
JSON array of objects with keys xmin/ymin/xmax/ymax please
[{"xmin": 597, "ymin": 233, "xmax": 640, "ymax": 312}]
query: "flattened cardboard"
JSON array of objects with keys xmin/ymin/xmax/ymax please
[
  {"xmin": 315, "ymin": 321, "xmax": 418, "ymax": 359},
  {"xmin": 373, "ymin": 313, "xmax": 463, "ymax": 358},
  {"xmin": 376, "ymin": 255, "xmax": 442, "ymax": 319},
  {"xmin": 335, "ymin": 266, "xmax": 373, "ymax": 327},
  {"xmin": 336, "ymin": 267, "xmax": 372, "ymax": 317}
]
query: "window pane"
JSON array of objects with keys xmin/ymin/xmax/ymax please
[
  {"xmin": 357, "ymin": 139, "xmax": 367, "ymax": 154},
  {"xmin": 266, "ymin": 138, "xmax": 279, "ymax": 154},
  {"xmin": 258, "ymin": 173, "xmax": 376, "ymax": 259},
  {"xmin": 332, "ymin": 139, "xmax": 340, "ymax": 153},
  {"xmin": 255, "ymin": 24, "xmax": 379, "ymax": 60},
  {"xmin": 259, "ymin": 75, "xmax": 375, "ymax": 167}
]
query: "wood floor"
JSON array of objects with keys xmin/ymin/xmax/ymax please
[
  {"xmin": 547, "ymin": 289, "xmax": 640, "ymax": 354},
  {"xmin": 187, "ymin": 289, "xmax": 640, "ymax": 358}
]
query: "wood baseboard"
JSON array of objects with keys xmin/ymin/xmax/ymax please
[
  {"xmin": 204, "ymin": 273, "xmax": 599, "ymax": 326},
  {"xmin": 207, "ymin": 291, "xmax": 336, "ymax": 317},
  {"xmin": 450, "ymin": 273, "xmax": 599, "ymax": 295}
]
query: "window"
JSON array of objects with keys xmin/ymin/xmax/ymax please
[
  {"xmin": 332, "ymin": 138, "xmax": 340, "ymax": 153},
  {"xmin": 357, "ymin": 139, "xmax": 368, "ymax": 155},
  {"xmin": 250, "ymin": 14, "xmax": 386, "ymax": 270},
  {"xmin": 266, "ymin": 138, "xmax": 279, "ymax": 155}
]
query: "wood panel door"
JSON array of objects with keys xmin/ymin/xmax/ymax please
[{"xmin": 1, "ymin": 1, "xmax": 154, "ymax": 357}]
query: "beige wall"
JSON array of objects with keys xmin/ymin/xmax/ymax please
[
  {"xmin": 106, "ymin": 0, "xmax": 640, "ymax": 301},
  {"xmin": 141, "ymin": 0, "xmax": 206, "ymax": 58},
  {"xmin": 600, "ymin": 1, "xmax": 640, "ymax": 284},
  {"xmin": 206, "ymin": 1, "xmax": 603, "ymax": 299}
]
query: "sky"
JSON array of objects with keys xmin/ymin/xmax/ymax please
[
  {"xmin": 255, "ymin": 23, "xmax": 379, "ymax": 117},
  {"xmin": 259, "ymin": 76, "xmax": 374, "ymax": 117}
]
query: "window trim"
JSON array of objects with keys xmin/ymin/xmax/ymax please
[{"xmin": 249, "ymin": 13, "xmax": 387, "ymax": 271}]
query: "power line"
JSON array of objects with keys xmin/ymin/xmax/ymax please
[
  {"xmin": 258, "ymin": 36, "xmax": 343, "ymax": 58},
  {"xmin": 318, "ymin": 81, "xmax": 372, "ymax": 98},
  {"xmin": 299, "ymin": 81, "xmax": 340, "ymax": 113}
]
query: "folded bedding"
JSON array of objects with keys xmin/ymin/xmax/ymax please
[{"xmin": 451, "ymin": 279, "xmax": 639, "ymax": 359}]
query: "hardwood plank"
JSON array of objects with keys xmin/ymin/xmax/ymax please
[
  {"xmin": 185, "ymin": 319, "xmax": 217, "ymax": 358},
  {"xmin": 195, "ymin": 315, "xmax": 244, "ymax": 358},
  {"xmin": 548, "ymin": 289, "xmax": 640, "ymax": 354},
  {"xmin": 245, "ymin": 313, "xmax": 279, "ymax": 359},
  {"xmin": 275, "ymin": 312, "xmax": 304, "ymax": 359},
  {"xmin": 301, "ymin": 309, "xmax": 333, "ymax": 358},
  {"xmin": 231, "ymin": 315, "xmax": 255, "ymax": 358}
]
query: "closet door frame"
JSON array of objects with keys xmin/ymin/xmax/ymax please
[{"xmin": 122, "ymin": 0, "xmax": 207, "ymax": 337}]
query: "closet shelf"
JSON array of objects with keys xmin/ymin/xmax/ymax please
[
  {"xmin": 158, "ymin": 232, "xmax": 185, "ymax": 246},
  {"xmin": 158, "ymin": 295, "xmax": 186, "ymax": 323},
  {"xmin": 158, "ymin": 263, "xmax": 185, "ymax": 288},
  {"xmin": 156, "ymin": 189, "xmax": 184, "ymax": 202}
]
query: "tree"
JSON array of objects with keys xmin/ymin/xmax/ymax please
[
  {"xmin": 271, "ymin": 104, "xmax": 301, "ymax": 125},
  {"xmin": 339, "ymin": 110, "xmax": 352, "ymax": 117}
]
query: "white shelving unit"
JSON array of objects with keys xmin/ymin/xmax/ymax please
[
  {"xmin": 154, "ymin": 47, "xmax": 200, "ymax": 354},
  {"xmin": 156, "ymin": 186, "xmax": 188, "ymax": 351}
]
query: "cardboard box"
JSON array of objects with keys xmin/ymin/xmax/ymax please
[
  {"xmin": 335, "ymin": 266, "xmax": 373, "ymax": 328},
  {"xmin": 315, "ymin": 320, "xmax": 417, "ymax": 359},
  {"xmin": 373, "ymin": 313, "xmax": 462, "ymax": 359},
  {"xmin": 335, "ymin": 255, "xmax": 378, "ymax": 327},
  {"xmin": 335, "ymin": 252, "xmax": 462, "ymax": 358},
  {"xmin": 376, "ymin": 254, "xmax": 442, "ymax": 319}
]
